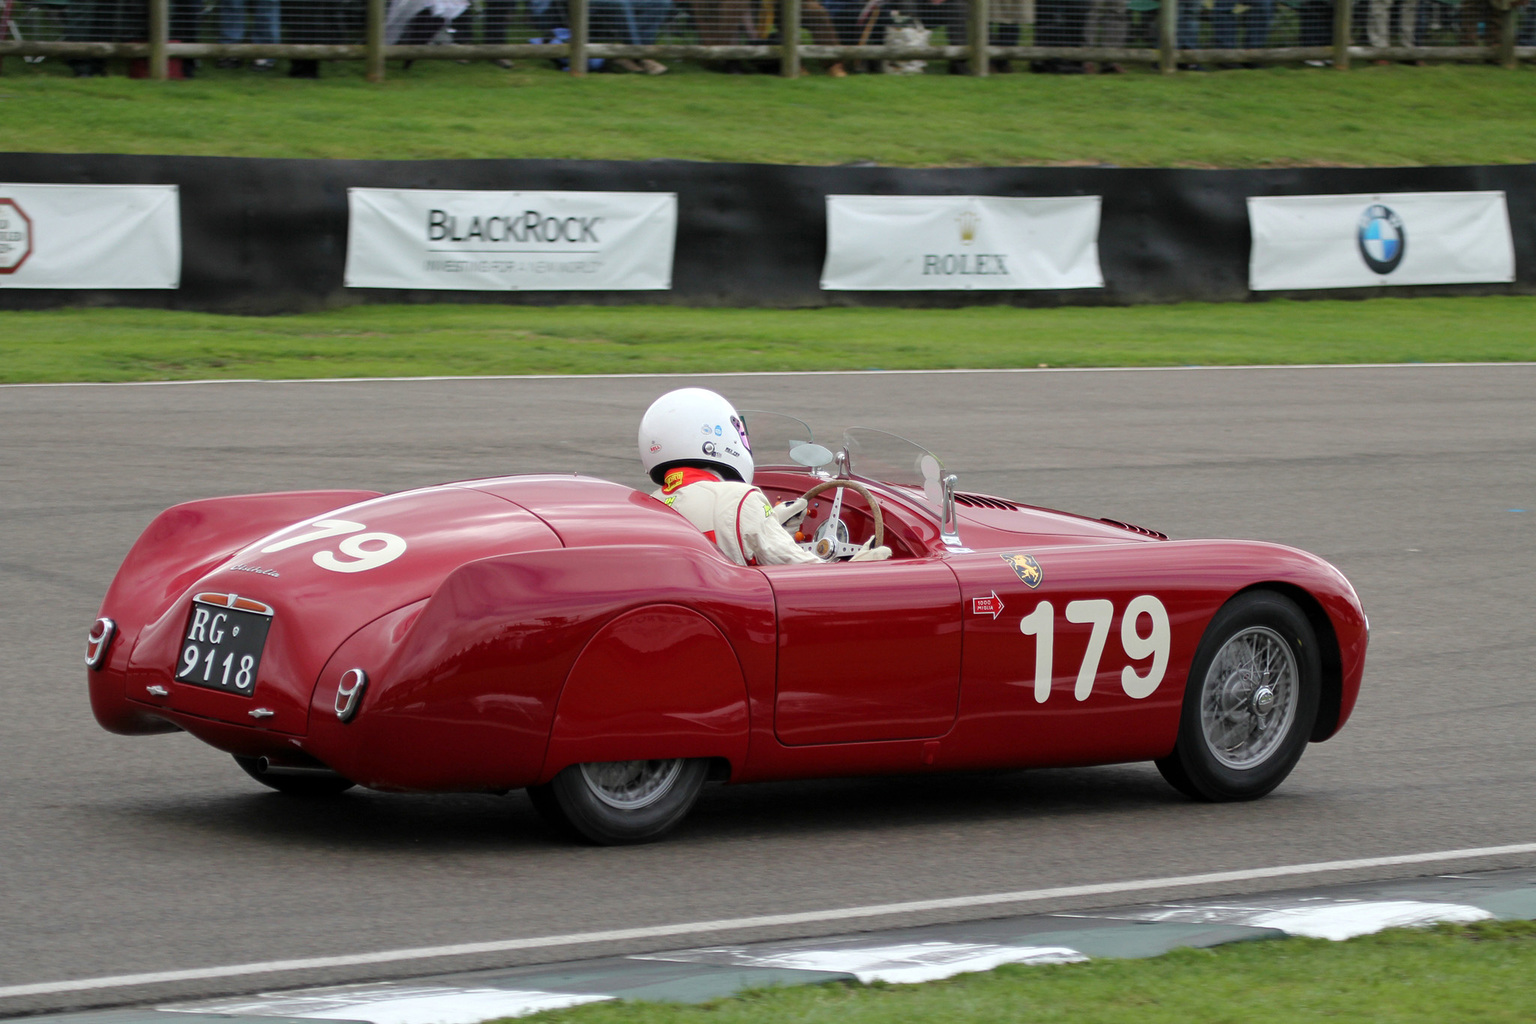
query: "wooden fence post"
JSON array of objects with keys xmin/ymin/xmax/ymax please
[
  {"xmin": 969, "ymin": 0, "xmax": 989, "ymax": 74},
  {"xmin": 569, "ymin": 0, "xmax": 589, "ymax": 75},
  {"xmin": 1331, "ymin": 0, "xmax": 1351, "ymax": 68},
  {"xmin": 781, "ymin": 0, "xmax": 801, "ymax": 76},
  {"xmin": 149, "ymin": 0, "xmax": 168, "ymax": 79},
  {"xmin": 1497, "ymin": 5, "xmax": 1517, "ymax": 68},
  {"xmin": 1158, "ymin": 0, "xmax": 1176, "ymax": 72},
  {"xmin": 366, "ymin": 0, "xmax": 386, "ymax": 81}
]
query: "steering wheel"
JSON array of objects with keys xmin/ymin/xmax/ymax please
[{"xmin": 800, "ymin": 478, "xmax": 884, "ymax": 559}]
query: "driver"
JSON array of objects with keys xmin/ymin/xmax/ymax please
[{"xmin": 639, "ymin": 388, "xmax": 891, "ymax": 567}]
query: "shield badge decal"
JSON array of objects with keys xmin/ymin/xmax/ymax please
[{"xmin": 1001, "ymin": 553, "xmax": 1043, "ymax": 588}]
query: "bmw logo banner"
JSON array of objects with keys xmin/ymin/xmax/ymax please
[
  {"xmin": 0, "ymin": 184, "xmax": 181, "ymax": 289},
  {"xmin": 344, "ymin": 188, "xmax": 677, "ymax": 291},
  {"xmin": 820, "ymin": 195, "xmax": 1104, "ymax": 291},
  {"xmin": 1246, "ymin": 191, "xmax": 1515, "ymax": 292}
]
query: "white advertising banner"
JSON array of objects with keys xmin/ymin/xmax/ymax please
[
  {"xmin": 821, "ymin": 195, "xmax": 1103, "ymax": 291},
  {"xmin": 1248, "ymin": 191, "xmax": 1515, "ymax": 292},
  {"xmin": 344, "ymin": 188, "xmax": 676, "ymax": 291},
  {"xmin": 0, "ymin": 184, "xmax": 180, "ymax": 289}
]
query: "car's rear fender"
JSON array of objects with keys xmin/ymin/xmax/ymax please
[
  {"xmin": 89, "ymin": 490, "xmax": 380, "ymax": 736},
  {"xmin": 538, "ymin": 604, "xmax": 751, "ymax": 783},
  {"xmin": 304, "ymin": 544, "xmax": 773, "ymax": 793}
]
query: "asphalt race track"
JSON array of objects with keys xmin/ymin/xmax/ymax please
[{"xmin": 3, "ymin": 365, "xmax": 1534, "ymax": 1015}]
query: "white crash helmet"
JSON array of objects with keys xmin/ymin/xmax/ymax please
[{"xmin": 638, "ymin": 387, "xmax": 754, "ymax": 485}]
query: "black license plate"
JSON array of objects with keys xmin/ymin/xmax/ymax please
[{"xmin": 175, "ymin": 593, "xmax": 274, "ymax": 696}]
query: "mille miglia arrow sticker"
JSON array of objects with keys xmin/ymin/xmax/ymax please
[{"xmin": 972, "ymin": 592, "xmax": 1005, "ymax": 620}]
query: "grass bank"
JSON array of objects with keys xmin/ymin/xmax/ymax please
[
  {"xmin": 2, "ymin": 296, "xmax": 1532, "ymax": 383},
  {"xmin": 508, "ymin": 920, "xmax": 1536, "ymax": 1024},
  {"xmin": 2, "ymin": 61, "xmax": 1533, "ymax": 167}
]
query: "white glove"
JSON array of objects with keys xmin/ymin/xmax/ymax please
[
  {"xmin": 772, "ymin": 498, "xmax": 808, "ymax": 529},
  {"xmin": 848, "ymin": 538, "xmax": 893, "ymax": 562}
]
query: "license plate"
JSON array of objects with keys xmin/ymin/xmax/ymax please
[{"xmin": 175, "ymin": 593, "xmax": 274, "ymax": 697}]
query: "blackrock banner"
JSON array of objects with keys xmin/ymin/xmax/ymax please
[
  {"xmin": 1248, "ymin": 191, "xmax": 1516, "ymax": 292},
  {"xmin": 820, "ymin": 195, "xmax": 1104, "ymax": 291},
  {"xmin": 0, "ymin": 184, "xmax": 180, "ymax": 289},
  {"xmin": 344, "ymin": 188, "xmax": 677, "ymax": 291}
]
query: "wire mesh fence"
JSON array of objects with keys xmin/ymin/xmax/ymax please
[{"xmin": 1, "ymin": 0, "xmax": 1528, "ymax": 77}]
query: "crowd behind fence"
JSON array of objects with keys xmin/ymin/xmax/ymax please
[{"xmin": 1, "ymin": 0, "xmax": 1529, "ymax": 78}]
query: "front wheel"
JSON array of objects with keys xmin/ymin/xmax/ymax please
[
  {"xmin": 527, "ymin": 758, "xmax": 709, "ymax": 845},
  {"xmin": 1156, "ymin": 591, "xmax": 1321, "ymax": 802}
]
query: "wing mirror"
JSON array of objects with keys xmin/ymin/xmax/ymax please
[{"xmin": 790, "ymin": 442, "xmax": 835, "ymax": 469}]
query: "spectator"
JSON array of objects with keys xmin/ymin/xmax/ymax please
[
  {"xmin": 1174, "ymin": 0, "xmax": 1204, "ymax": 67},
  {"xmin": 1298, "ymin": 0, "xmax": 1331, "ymax": 48},
  {"xmin": 530, "ymin": 0, "xmax": 671, "ymax": 72},
  {"xmin": 823, "ymin": 0, "xmax": 894, "ymax": 49},
  {"xmin": 1212, "ymin": 0, "xmax": 1270, "ymax": 55},
  {"xmin": 1085, "ymin": 0, "xmax": 1127, "ymax": 71},
  {"xmin": 480, "ymin": 0, "xmax": 516, "ymax": 67},
  {"xmin": 592, "ymin": 0, "xmax": 673, "ymax": 72},
  {"xmin": 219, "ymin": 0, "xmax": 281, "ymax": 68},
  {"xmin": 991, "ymin": 0, "xmax": 1027, "ymax": 71},
  {"xmin": 799, "ymin": 0, "xmax": 851, "ymax": 76},
  {"xmin": 1034, "ymin": 0, "xmax": 1088, "ymax": 70},
  {"xmin": 65, "ymin": 0, "xmax": 122, "ymax": 75},
  {"xmin": 1367, "ymin": 0, "xmax": 1416, "ymax": 56},
  {"xmin": 1459, "ymin": 0, "xmax": 1493, "ymax": 45},
  {"xmin": 284, "ymin": 0, "xmax": 363, "ymax": 77},
  {"xmin": 387, "ymin": 0, "xmax": 469, "ymax": 54}
]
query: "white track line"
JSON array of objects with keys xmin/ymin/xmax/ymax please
[
  {"xmin": 4, "ymin": 842, "xmax": 1534, "ymax": 1000},
  {"xmin": 4, "ymin": 362, "xmax": 1535, "ymax": 389}
]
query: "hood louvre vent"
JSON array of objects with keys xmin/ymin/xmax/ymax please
[
  {"xmin": 1100, "ymin": 518, "xmax": 1169, "ymax": 540},
  {"xmin": 954, "ymin": 493, "xmax": 1023, "ymax": 511}
]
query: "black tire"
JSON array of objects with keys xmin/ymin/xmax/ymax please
[
  {"xmin": 233, "ymin": 755, "xmax": 356, "ymax": 797},
  {"xmin": 1156, "ymin": 591, "xmax": 1321, "ymax": 802},
  {"xmin": 530, "ymin": 758, "xmax": 709, "ymax": 845}
]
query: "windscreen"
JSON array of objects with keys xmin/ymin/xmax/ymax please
[
  {"xmin": 738, "ymin": 411, "xmax": 817, "ymax": 470},
  {"xmin": 843, "ymin": 428, "xmax": 947, "ymax": 508}
]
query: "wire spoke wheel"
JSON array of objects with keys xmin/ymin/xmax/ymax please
[
  {"xmin": 1199, "ymin": 625, "xmax": 1299, "ymax": 770},
  {"xmin": 1157, "ymin": 591, "xmax": 1321, "ymax": 802},
  {"xmin": 579, "ymin": 759, "xmax": 685, "ymax": 810},
  {"xmin": 533, "ymin": 756, "xmax": 710, "ymax": 845}
]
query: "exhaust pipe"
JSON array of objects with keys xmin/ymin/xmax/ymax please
[{"xmin": 255, "ymin": 756, "xmax": 347, "ymax": 780}]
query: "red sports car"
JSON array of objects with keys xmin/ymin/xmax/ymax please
[{"xmin": 87, "ymin": 417, "xmax": 1367, "ymax": 844}]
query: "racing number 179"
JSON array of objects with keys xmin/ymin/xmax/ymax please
[{"xmin": 1018, "ymin": 595, "xmax": 1170, "ymax": 703}]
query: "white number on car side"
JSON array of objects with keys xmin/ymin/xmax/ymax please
[
  {"xmin": 1017, "ymin": 595, "xmax": 1170, "ymax": 701},
  {"xmin": 259, "ymin": 518, "xmax": 407, "ymax": 573},
  {"xmin": 1120, "ymin": 594, "xmax": 1171, "ymax": 699},
  {"xmin": 1019, "ymin": 601, "xmax": 1054, "ymax": 704},
  {"xmin": 1065, "ymin": 599, "xmax": 1114, "ymax": 701}
]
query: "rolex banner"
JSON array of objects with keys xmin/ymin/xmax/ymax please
[
  {"xmin": 344, "ymin": 188, "xmax": 677, "ymax": 291},
  {"xmin": 0, "ymin": 184, "xmax": 180, "ymax": 289},
  {"xmin": 1248, "ymin": 191, "xmax": 1515, "ymax": 292},
  {"xmin": 820, "ymin": 195, "xmax": 1104, "ymax": 291}
]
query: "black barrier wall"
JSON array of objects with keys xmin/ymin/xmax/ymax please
[{"xmin": 1, "ymin": 153, "xmax": 1532, "ymax": 313}]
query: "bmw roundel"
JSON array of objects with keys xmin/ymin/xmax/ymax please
[{"xmin": 1357, "ymin": 204, "xmax": 1406, "ymax": 275}]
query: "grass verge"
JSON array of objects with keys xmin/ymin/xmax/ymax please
[
  {"xmin": 505, "ymin": 920, "xmax": 1536, "ymax": 1024},
  {"xmin": 2, "ymin": 61, "xmax": 1534, "ymax": 167},
  {"xmin": 2, "ymin": 296, "xmax": 1533, "ymax": 383}
]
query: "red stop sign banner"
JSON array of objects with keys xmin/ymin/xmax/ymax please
[{"xmin": 0, "ymin": 198, "xmax": 33, "ymax": 275}]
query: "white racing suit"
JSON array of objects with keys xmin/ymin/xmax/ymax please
[{"xmin": 654, "ymin": 467, "xmax": 890, "ymax": 567}]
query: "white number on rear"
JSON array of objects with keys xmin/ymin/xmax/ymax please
[{"xmin": 260, "ymin": 518, "xmax": 407, "ymax": 574}]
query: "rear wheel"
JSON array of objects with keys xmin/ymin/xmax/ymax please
[
  {"xmin": 233, "ymin": 754, "xmax": 356, "ymax": 797},
  {"xmin": 1156, "ymin": 591, "xmax": 1320, "ymax": 801},
  {"xmin": 527, "ymin": 758, "xmax": 708, "ymax": 845}
]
